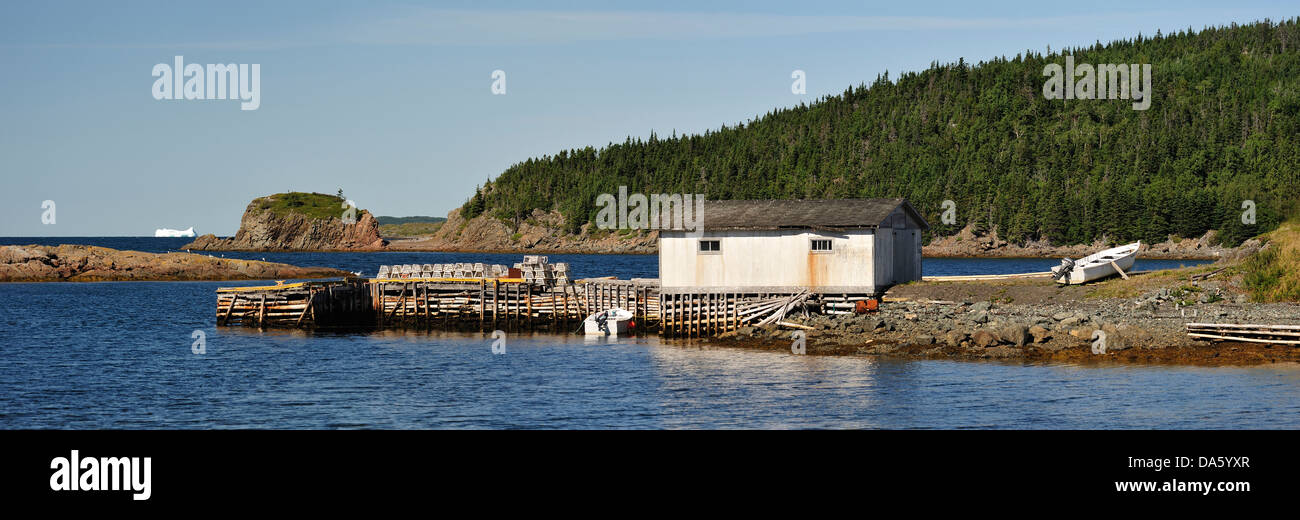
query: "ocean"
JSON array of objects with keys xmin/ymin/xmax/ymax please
[{"xmin": 5, "ymin": 237, "xmax": 1295, "ymax": 429}]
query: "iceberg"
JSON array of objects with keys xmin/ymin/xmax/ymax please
[{"xmin": 155, "ymin": 227, "xmax": 196, "ymax": 238}]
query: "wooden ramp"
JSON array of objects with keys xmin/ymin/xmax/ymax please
[{"xmin": 1186, "ymin": 323, "xmax": 1300, "ymax": 345}]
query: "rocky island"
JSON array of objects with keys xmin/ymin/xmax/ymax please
[{"xmin": 185, "ymin": 192, "xmax": 386, "ymax": 251}]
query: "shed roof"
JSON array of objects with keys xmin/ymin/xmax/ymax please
[{"xmin": 669, "ymin": 198, "xmax": 929, "ymax": 231}]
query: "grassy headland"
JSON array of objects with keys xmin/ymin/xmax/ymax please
[
  {"xmin": 255, "ymin": 192, "xmax": 354, "ymax": 220},
  {"xmin": 376, "ymin": 216, "xmax": 446, "ymax": 238}
]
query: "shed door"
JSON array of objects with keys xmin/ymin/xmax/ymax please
[
  {"xmin": 893, "ymin": 230, "xmax": 903, "ymax": 283},
  {"xmin": 893, "ymin": 229, "xmax": 918, "ymax": 283}
]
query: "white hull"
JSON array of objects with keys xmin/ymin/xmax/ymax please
[
  {"xmin": 1053, "ymin": 242, "xmax": 1139, "ymax": 285},
  {"xmin": 583, "ymin": 308, "xmax": 634, "ymax": 335}
]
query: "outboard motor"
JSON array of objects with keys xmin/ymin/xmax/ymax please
[
  {"xmin": 1053, "ymin": 258, "xmax": 1075, "ymax": 282},
  {"xmin": 595, "ymin": 311, "xmax": 610, "ymax": 336}
]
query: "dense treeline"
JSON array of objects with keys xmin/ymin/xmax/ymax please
[{"xmin": 463, "ymin": 19, "xmax": 1300, "ymax": 246}]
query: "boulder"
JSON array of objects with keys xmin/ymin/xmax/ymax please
[
  {"xmin": 943, "ymin": 331, "xmax": 968, "ymax": 347},
  {"xmin": 1000, "ymin": 324, "xmax": 1029, "ymax": 347},
  {"xmin": 1060, "ymin": 315, "xmax": 1086, "ymax": 328},
  {"xmin": 972, "ymin": 330, "xmax": 1000, "ymax": 348}
]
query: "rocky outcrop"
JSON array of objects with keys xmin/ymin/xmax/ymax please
[
  {"xmin": 0, "ymin": 245, "xmax": 349, "ymax": 282},
  {"xmin": 388, "ymin": 208, "xmax": 657, "ymax": 254},
  {"xmin": 184, "ymin": 195, "xmax": 386, "ymax": 251},
  {"xmin": 923, "ymin": 224, "xmax": 1246, "ymax": 259}
]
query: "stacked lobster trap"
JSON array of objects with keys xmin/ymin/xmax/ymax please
[
  {"xmin": 514, "ymin": 255, "xmax": 569, "ymax": 287},
  {"xmin": 376, "ymin": 262, "xmax": 511, "ymax": 280}
]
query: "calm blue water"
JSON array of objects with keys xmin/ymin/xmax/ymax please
[
  {"xmin": 4, "ymin": 237, "xmax": 1283, "ymax": 430},
  {"xmin": 0, "ymin": 237, "xmax": 1213, "ymax": 279}
]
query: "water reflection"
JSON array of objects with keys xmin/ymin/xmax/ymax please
[{"xmin": 2, "ymin": 280, "xmax": 1298, "ymax": 429}]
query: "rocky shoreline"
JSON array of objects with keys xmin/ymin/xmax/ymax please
[
  {"xmin": 0, "ymin": 245, "xmax": 350, "ymax": 282},
  {"xmin": 923, "ymin": 224, "xmax": 1261, "ymax": 260},
  {"xmin": 700, "ymin": 266, "xmax": 1300, "ymax": 366}
]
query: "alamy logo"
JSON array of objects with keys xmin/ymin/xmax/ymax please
[
  {"xmin": 152, "ymin": 56, "xmax": 261, "ymax": 110},
  {"xmin": 1043, "ymin": 56, "xmax": 1151, "ymax": 110},
  {"xmin": 594, "ymin": 186, "xmax": 705, "ymax": 237},
  {"xmin": 49, "ymin": 450, "xmax": 151, "ymax": 501}
]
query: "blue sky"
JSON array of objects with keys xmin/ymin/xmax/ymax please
[{"xmin": 1, "ymin": 0, "xmax": 1295, "ymax": 236}]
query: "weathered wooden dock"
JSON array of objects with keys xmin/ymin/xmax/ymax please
[
  {"xmin": 659, "ymin": 290, "xmax": 877, "ymax": 337},
  {"xmin": 370, "ymin": 277, "xmax": 660, "ymax": 331},
  {"xmin": 216, "ymin": 276, "xmax": 883, "ymax": 338},
  {"xmin": 217, "ymin": 279, "xmax": 373, "ymax": 328},
  {"xmin": 216, "ymin": 277, "xmax": 662, "ymax": 332}
]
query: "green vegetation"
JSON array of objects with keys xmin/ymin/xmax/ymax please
[
  {"xmin": 255, "ymin": 192, "xmax": 362, "ymax": 220},
  {"xmin": 379, "ymin": 222, "xmax": 444, "ymax": 237},
  {"xmin": 462, "ymin": 19, "xmax": 1300, "ymax": 244},
  {"xmin": 1241, "ymin": 216, "xmax": 1300, "ymax": 301},
  {"xmin": 376, "ymin": 216, "xmax": 447, "ymax": 225}
]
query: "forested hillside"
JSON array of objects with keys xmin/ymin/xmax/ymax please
[{"xmin": 461, "ymin": 19, "xmax": 1300, "ymax": 247}]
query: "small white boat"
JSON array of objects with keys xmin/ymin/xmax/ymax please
[
  {"xmin": 1052, "ymin": 242, "xmax": 1139, "ymax": 285},
  {"xmin": 583, "ymin": 308, "xmax": 634, "ymax": 336},
  {"xmin": 155, "ymin": 227, "xmax": 195, "ymax": 238}
]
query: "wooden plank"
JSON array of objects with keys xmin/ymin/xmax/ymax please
[
  {"xmin": 220, "ymin": 294, "xmax": 239, "ymax": 326},
  {"xmin": 387, "ymin": 284, "xmax": 408, "ymax": 319},
  {"xmin": 1186, "ymin": 322, "xmax": 1300, "ymax": 331},
  {"xmin": 1187, "ymin": 332, "xmax": 1300, "ymax": 345},
  {"xmin": 1110, "ymin": 261, "xmax": 1130, "ymax": 280},
  {"xmin": 217, "ymin": 282, "xmax": 309, "ymax": 293},
  {"xmin": 294, "ymin": 291, "xmax": 312, "ymax": 327}
]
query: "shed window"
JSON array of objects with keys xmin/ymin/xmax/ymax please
[
  {"xmin": 698, "ymin": 240, "xmax": 720, "ymax": 252},
  {"xmin": 810, "ymin": 239, "xmax": 832, "ymax": 252}
]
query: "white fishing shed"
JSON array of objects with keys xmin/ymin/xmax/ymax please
[{"xmin": 658, "ymin": 198, "xmax": 928, "ymax": 296}]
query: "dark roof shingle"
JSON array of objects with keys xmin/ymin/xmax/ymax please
[{"xmin": 667, "ymin": 198, "xmax": 927, "ymax": 231}]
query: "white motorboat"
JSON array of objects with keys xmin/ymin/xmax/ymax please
[
  {"xmin": 583, "ymin": 308, "xmax": 634, "ymax": 336},
  {"xmin": 1052, "ymin": 242, "xmax": 1140, "ymax": 285}
]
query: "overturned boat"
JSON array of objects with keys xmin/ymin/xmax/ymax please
[
  {"xmin": 1052, "ymin": 242, "xmax": 1139, "ymax": 284},
  {"xmin": 583, "ymin": 308, "xmax": 634, "ymax": 336}
]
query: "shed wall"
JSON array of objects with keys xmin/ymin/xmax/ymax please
[{"xmin": 659, "ymin": 229, "xmax": 877, "ymax": 292}]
